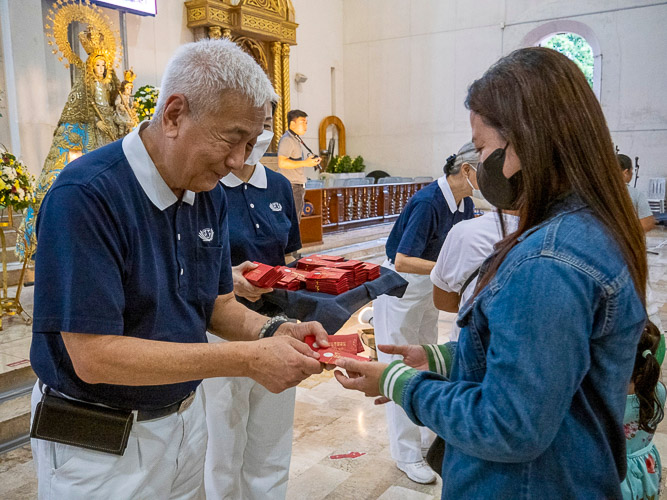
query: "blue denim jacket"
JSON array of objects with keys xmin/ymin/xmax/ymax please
[{"xmin": 384, "ymin": 195, "xmax": 646, "ymax": 498}]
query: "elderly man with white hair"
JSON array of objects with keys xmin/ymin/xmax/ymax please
[{"xmin": 29, "ymin": 39, "xmax": 329, "ymax": 500}]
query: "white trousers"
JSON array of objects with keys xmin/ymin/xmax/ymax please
[
  {"xmin": 203, "ymin": 333, "xmax": 296, "ymax": 500},
  {"xmin": 30, "ymin": 382, "xmax": 207, "ymax": 500},
  {"xmin": 374, "ymin": 262, "xmax": 439, "ymax": 463}
]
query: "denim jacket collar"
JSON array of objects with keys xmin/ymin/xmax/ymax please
[{"xmin": 516, "ymin": 192, "xmax": 585, "ymax": 243}]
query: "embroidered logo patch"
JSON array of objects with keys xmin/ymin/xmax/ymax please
[
  {"xmin": 269, "ymin": 202, "xmax": 282, "ymax": 212},
  {"xmin": 198, "ymin": 228, "xmax": 214, "ymax": 242}
]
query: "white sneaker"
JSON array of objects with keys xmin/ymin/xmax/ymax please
[{"xmin": 397, "ymin": 460, "xmax": 437, "ymax": 484}]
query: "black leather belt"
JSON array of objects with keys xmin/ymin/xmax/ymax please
[
  {"xmin": 136, "ymin": 391, "xmax": 196, "ymax": 422},
  {"xmin": 39, "ymin": 381, "xmax": 196, "ymax": 422}
]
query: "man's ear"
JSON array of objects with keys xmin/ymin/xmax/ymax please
[{"xmin": 161, "ymin": 94, "xmax": 189, "ymax": 138}]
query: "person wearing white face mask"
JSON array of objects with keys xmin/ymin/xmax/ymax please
[
  {"xmin": 202, "ymin": 100, "xmax": 302, "ymax": 500},
  {"xmin": 372, "ymin": 142, "xmax": 476, "ymax": 484},
  {"xmin": 430, "ymin": 143, "xmax": 521, "ymax": 343}
]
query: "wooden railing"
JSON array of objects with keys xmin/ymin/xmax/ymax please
[{"xmin": 319, "ymin": 181, "xmax": 430, "ymax": 233}]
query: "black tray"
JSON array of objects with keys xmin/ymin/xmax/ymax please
[{"xmin": 262, "ymin": 265, "xmax": 408, "ymax": 334}]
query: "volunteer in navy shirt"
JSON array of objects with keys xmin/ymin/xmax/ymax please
[
  {"xmin": 28, "ymin": 39, "xmax": 328, "ymax": 500},
  {"xmin": 372, "ymin": 142, "xmax": 477, "ymax": 485},
  {"xmin": 203, "ymin": 101, "xmax": 301, "ymax": 500}
]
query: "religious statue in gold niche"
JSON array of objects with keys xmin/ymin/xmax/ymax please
[
  {"xmin": 16, "ymin": 0, "xmax": 123, "ymax": 261},
  {"xmin": 115, "ymin": 69, "xmax": 139, "ymax": 135}
]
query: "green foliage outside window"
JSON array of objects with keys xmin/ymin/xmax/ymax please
[{"xmin": 542, "ymin": 33, "xmax": 594, "ymax": 88}]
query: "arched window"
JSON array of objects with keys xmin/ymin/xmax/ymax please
[
  {"xmin": 540, "ymin": 33, "xmax": 593, "ymax": 88},
  {"xmin": 521, "ymin": 21, "xmax": 601, "ymax": 98}
]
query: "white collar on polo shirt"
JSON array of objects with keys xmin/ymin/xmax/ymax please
[
  {"xmin": 221, "ymin": 163, "xmax": 268, "ymax": 189},
  {"xmin": 437, "ymin": 175, "xmax": 466, "ymax": 213},
  {"xmin": 122, "ymin": 121, "xmax": 195, "ymax": 210}
]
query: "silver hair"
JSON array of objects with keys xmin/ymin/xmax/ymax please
[
  {"xmin": 153, "ymin": 38, "xmax": 278, "ymax": 122},
  {"xmin": 444, "ymin": 141, "xmax": 480, "ymax": 176}
]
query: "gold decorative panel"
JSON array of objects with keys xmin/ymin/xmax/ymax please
[
  {"xmin": 185, "ymin": 0, "xmax": 296, "ymax": 44},
  {"xmin": 188, "ymin": 7, "xmax": 206, "ymax": 21},
  {"xmin": 244, "ymin": 0, "xmax": 285, "ymax": 17},
  {"xmin": 185, "ymin": 0, "xmax": 298, "ymax": 152},
  {"xmin": 241, "ymin": 15, "xmax": 281, "ymax": 36},
  {"xmin": 281, "ymin": 26, "xmax": 295, "ymax": 42},
  {"xmin": 209, "ymin": 7, "xmax": 230, "ymax": 24}
]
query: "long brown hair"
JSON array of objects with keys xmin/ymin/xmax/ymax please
[{"xmin": 466, "ymin": 47, "xmax": 647, "ymax": 300}]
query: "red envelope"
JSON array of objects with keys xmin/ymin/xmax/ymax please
[
  {"xmin": 305, "ymin": 267, "xmax": 355, "ymax": 295},
  {"xmin": 304, "ymin": 334, "xmax": 370, "ymax": 362},
  {"xmin": 296, "ymin": 257, "xmax": 332, "ymax": 271},
  {"xmin": 362, "ymin": 262, "xmax": 381, "ymax": 281},
  {"xmin": 242, "ymin": 262, "xmax": 284, "ymax": 288},
  {"xmin": 326, "ymin": 334, "xmax": 364, "ymax": 354},
  {"xmin": 308, "ymin": 254, "xmax": 345, "ymax": 262},
  {"xmin": 317, "ymin": 348, "xmax": 371, "ymax": 362},
  {"xmin": 273, "ymin": 266, "xmax": 309, "ymax": 290}
]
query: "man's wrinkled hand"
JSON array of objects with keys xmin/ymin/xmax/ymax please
[
  {"xmin": 250, "ymin": 336, "xmax": 323, "ymax": 393},
  {"xmin": 232, "ymin": 261, "xmax": 273, "ymax": 302},
  {"xmin": 275, "ymin": 321, "xmax": 329, "ymax": 350}
]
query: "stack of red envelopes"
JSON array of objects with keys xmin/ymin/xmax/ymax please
[
  {"xmin": 242, "ymin": 262, "xmax": 284, "ymax": 288},
  {"xmin": 308, "ymin": 254, "xmax": 345, "ymax": 262},
  {"xmin": 304, "ymin": 334, "xmax": 370, "ymax": 362},
  {"xmin": 273, "ymin": 267, "xmax": 309, "ymax": 291},
  {"xmin": 326, "ymin": 260, "xmax": 367, "ymax": 287},
  {"xmin": 249, "ymin": 257, "xmax": 382, "ymax": 293},
  {"xmin": 295, "ymin": 257, "xmax": 331, "ymax": 272},
  {"xmin": 305, "ymin": 267, "xmax": 355, "ymax": 295},
  {"xmin": 362, "ymin": 262, "xmax": 381, "ymax": 281}
]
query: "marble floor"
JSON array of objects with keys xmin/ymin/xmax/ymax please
[{"xmin": 0, "ymin": 226, "xmax": 666, "ymax": 499}]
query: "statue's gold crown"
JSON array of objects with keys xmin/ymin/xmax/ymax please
[
  {"xmin": 46, "ymin": 0, "xmax": 120, "ymax": 70},
  {"xmin": 78, "ymin": 27, "xmax": 104, "ymax": 56},
  {"xmin": 124, "ymin": 69, "xmax": 137, "ymax": 83}
]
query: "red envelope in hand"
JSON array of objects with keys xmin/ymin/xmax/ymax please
[
  {"xmin": 243, "ymin": 262, "xmax": 284, "ymax": 288},
  {"xmin": 273, "ymin": 267, "xmax": 309, "ymax": 290},
  {"xmin": 304, "ymin": 334, "xmax": 370, "ymax": 362},
  {"xmin": 327, "ymin": 334, "xmax": 364, "ymax": 354},
  {"xmin": 317, "ymin": 348, "xmax": 371, "ymax": 363}
]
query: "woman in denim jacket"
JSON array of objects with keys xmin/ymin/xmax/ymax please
[{"xmin": 335, "ymin": 47, "xmax": 648, "ymax": 499}]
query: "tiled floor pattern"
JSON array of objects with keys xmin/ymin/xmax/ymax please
[{"xmin": 0, "ymin": 226, "xmax": 665, "ymax": 499}]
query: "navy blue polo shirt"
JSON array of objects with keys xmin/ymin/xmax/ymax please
[
  {"xmin": 385, "ymin": 177, "xmax": 474, "ymax": 263},
  {"xmin": 221, "ymin": 163, "xmax": 301, "ymax": 266},
  {"xmin": 30, "ymin": 126, "xmax": 233, "ymax": 411}
]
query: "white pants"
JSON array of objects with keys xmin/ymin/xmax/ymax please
[
  {"xmin": 374, "ymin": 261, "xmax": 439, "ymax": 463},
  {"xmin": 30, "ymin": 382, "xmax": 207, "ymax": 500},
  {"xmin": 203, "ymin": 333, "xmax": 296, "ymax": 500}
]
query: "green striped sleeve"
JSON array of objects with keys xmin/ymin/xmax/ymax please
[
  {"xmin": 422, "ymin": 343, "xmax": 455, "ymax": 377},
  {"xmin": 379, "ymin": 360, "xmax": 419, "ymax": 406}
]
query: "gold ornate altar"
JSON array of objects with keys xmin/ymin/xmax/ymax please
[
  {"xmin": 184, "ymin": 0, "xmax": 298, "ymax": 149},
  {"xmin": 0, "ymin": 208, "xmax": 32, "ymax": 329}
]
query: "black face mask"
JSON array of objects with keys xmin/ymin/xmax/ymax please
[{"xmin": 477, "ymin": 144, "xmax": 522, "ymax": 210}]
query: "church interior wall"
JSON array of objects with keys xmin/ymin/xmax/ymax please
[
  {"xmin": 289, "ymin": 0, "xmax": 345, "ymax": 154},
  {"xmin": 0, "ymin": 0, "xmax": 664, "ymax": 193},
  {"xmin": 340, "ymin": 0, "xmax": 667, "ymax": 191}
]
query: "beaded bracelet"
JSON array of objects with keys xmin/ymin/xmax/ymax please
[{"xmin": 258, "ymin": 314, "xmax": 291, "ymax": 339}]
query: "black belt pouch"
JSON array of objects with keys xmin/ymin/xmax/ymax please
[{"xmin": 30, "ymin": 388, "xmax": 133, "ymax": 456}]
